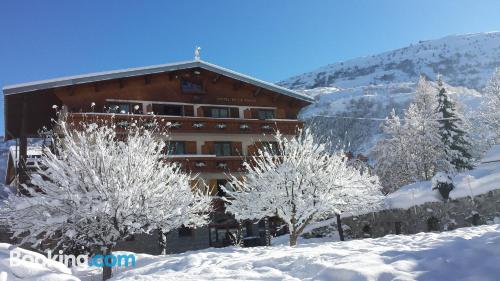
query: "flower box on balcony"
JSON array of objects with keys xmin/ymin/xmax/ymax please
[
  {"xmin": 169, "ymin": 122, "xmax": 182, "ymax": 129},
  {"xmin": 195, "ymin": 161, "xmax": 207, "ymax": 167},
  {"xmin": 240, "ymin": 124, "xmax": 250, "ymax": 130},
  {"xmin": 261, "ymin": 124, "xmax": 273, "ymax": 130},
  {"xmin": 215, "ymin": 123, "xmax": 227, "ymax": 129},
  {"xmin": 216, "ymin": 162, "xmax": 228, "ymax": 169},
  {"xmin": 192, "ymin": 122, "xmax": 205, "ymax": 128},
  {"xmin": 143, "ymin": 121, "xmax": 157, "ymax": 129},
  {"xmin": 116, "ymin": 121, "xmax": 130, "ymax": 128}
]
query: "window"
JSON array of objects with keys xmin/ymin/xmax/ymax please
[
  {"xmin": 257, "ymin": 109, "xmax": 275, "ymax": 120},
  {"xmin": 153, "ymin": 104, "xmax": 183, "ymax": 116},
  {"xmin": 178, "ymin": 226, "xmax": 193, "ymax": 237},
  {"xmin": 210, "ymin": 107, "xmax": 230, "ymax": 118},
  {"xmin": 215, "ymin": 142, "xmax": 232, "ymax": 156},
  {"xmin": 181, "ymin": 79, "xmax": 203, "ymax": 93},
  {"xmin": 216, "ymin": 179, "xmax": 228, "ymax": 197},
  {"xmin": 106, "ymin": 102, "xmax": 143, "ymax": 114},
  {"xmin": 168, "ymin": 141, "xmax": 185, "ymax": 155}
]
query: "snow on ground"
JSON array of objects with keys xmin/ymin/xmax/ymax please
[
  {"xmin": 385, "ymin": 145, "xmax": 500, "ymax": 210},
  {"xmin": 0, "ymin": 243, "xmax": 79, "ymax": 281},
  {"xmin": 1, "ymin": 225, "xmax": 499, "ymax": 280},
  {"xmin": 69, "ymin": 224, "xmax": 500, "ymax": 281}
]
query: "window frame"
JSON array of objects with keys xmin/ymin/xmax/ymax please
[
  {"xmin": 168, "ymin": 141, "xmax": 186, "ymax": 155},
  {"xmin": 214, "ymin": 142, "xmax": 232, "ymax": 156},
  {"xmin": 257, "ymin": 109, "xmax": 275, "ymax": 120}
]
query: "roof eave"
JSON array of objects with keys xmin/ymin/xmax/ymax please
[{"xmin": 2, "ymin": 60, "xmax": 314, "ymax": 103}]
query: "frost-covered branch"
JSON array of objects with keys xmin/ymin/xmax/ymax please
[{"xmin": 223, "ymin": 129, "xmax": 383, "ymax": 246}]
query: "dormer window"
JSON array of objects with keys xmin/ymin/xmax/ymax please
[{"xmin": 181, "ymin": 79, "xmax": 203, "ymax": 93}]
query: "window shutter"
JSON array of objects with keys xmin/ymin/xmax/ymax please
[
  {"xmin": 185, "ymin": 141, "xmax": 197, "ymax": 154},
  {"xmin": 277, "ymin": 108, "xmax": 286, "ymax": 119},
  {"xmin": 230, "ymin": 108, "xmax": 240, "ymax": 118},
  {"xmin": 209, "ymin": 179, "xmax": 218, "ymax": 196},
  {"xmin": 231, "ymin": 142, "xmax": 243, "ymax": 156},
  {"xmin": 202, "ymin": 141, "xmax": 214, "ymax": 154},
  {"xmin": 247, "ymin": 144, "xmax": 257, "ymax": 155},
  {"xmin": 196, "ymin": 107, "xmax": 204, "ymax": 117},
  {"xmin": 243, "ymin": 109, "xmax": 252, "ymax": 119}
]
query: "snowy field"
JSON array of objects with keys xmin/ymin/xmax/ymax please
[{"xmin": 2, "ymin": 225, "xmax": 499, "ymax": 280}]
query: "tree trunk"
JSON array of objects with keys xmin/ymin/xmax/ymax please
[
  {"xmin": 289, "ymin": 230, "xmax": 298, "ymax": 246},
  {"xmin": 102, "ymin": 245, "xmax": 113, "ymax": 281},
  {"xmin": 264, "ymin": 217, "xmax": 271, "ymax": 246},
  {"xmin": 159, "ymin": 229, "xmax": 167, "ymax": 255},
  {"xmin": 336, "ymin": 214, "xmax": 345, "ymax": 241}
]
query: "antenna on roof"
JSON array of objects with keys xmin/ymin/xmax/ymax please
[{"xmin": 194, "ymin": 46, "xmax": 201, "ymax": 60}]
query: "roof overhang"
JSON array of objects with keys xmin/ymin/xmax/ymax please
[{"xmin": 3, "ymin": 60, "xmax": 314, "ymax": 103}]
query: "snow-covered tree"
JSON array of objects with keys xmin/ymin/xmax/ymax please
[
  {"xmin": 223, "ymin": 129, "xmax": 383, "ymax": 246},
  {"xmin": 481, "ymin": 69, "xmax": 500, "ymax": 143},
  {"xmin": 372, "ymin": 110, "xmax": 413, "ymax": 193},
  {"xmin": 2, "ymin": 115, "xmax": 212, "ymax": 280},
  {"xmin": 373, "ymin": 76, "xmax": 448, "ymax": 193},
  {"xmin": 436, "ymin": 78, "xmax": 474, "ymax": 171}
]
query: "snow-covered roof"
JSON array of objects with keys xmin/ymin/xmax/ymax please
[
  {"xmin": 385, "ymin": 144, "xmax": 500, "ymax": 209},
  {"xmin": 2, "ymin": 59, "xmax": 314, "ymax": 103},
  {"xmin": 8, "ymin": 146, "xmax": 49, "ymax": 169}
]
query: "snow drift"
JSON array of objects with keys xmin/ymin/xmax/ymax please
[{"xmin": 96, "ymin": 224, "xmax": 500, "ymax": 281}]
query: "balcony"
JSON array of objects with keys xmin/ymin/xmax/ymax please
[
  {"xmin": 166, "ymin": 155, "xmax": 246, "ymax": 173},
  {"xmin": 66, "ymin": 113, "xmax": 302, "ymax": 135}
]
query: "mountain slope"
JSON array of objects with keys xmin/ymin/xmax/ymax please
[
  {"xmin": 281, "ymin": 32, "xmax": 500, "ymax": 91},
  {"xmin": 281, "ymin": 32, "xmax": 498, "ymax": 153}
]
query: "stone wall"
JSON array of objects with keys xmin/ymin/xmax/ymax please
[{"xmin": 341, "ymin": 189, "xmax": 500, "ymax": 239}]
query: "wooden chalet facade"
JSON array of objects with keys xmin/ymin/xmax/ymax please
[{"xmin": 2, "ymin": 59, "xmax": 313, "ymax": 253}]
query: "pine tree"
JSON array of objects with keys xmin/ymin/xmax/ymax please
[
  {"xmin": 436, "ymin": 77, "xmax": 474, "ymax": 171},
  {"xmin": 373, "ymin": 76, "xmax": 448, "ymax": 193}
]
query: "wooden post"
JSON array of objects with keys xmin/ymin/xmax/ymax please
[
  {"xmin": 336, "ymin": 213, "xmax": 345, "ymax": 241},
  {"xmin": 18, "ymin": 96, "xmax": 29, "ymax": 191}
]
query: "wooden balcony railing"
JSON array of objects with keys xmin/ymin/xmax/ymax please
[
  {"xmin": 166, "ymin": 155, "xmax": 246, "ymax": 173},
  {"xmin": 66, "ymin": 113, "xmax": 302, "ymax": 135}
]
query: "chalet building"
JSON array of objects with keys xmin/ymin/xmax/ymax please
[{"xmin": 2, "ymin": 58, "xmax": 313, "ymax": 253}]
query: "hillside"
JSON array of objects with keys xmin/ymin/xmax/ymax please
[
  {"xmin": 281, "ymin": 32, "xmax": 500, "ymax": 153},
  {"xmin": 281, "ymin": 32, "xmax": 500, "ymax": 91}
]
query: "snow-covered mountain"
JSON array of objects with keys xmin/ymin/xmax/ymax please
[
  {"xmin": 281, "ymin": 32, "xmax": 500, "ymax": 91},
  {"xmin": 282, "ymin": 32, "xmax": 500, "ymax": 153}
]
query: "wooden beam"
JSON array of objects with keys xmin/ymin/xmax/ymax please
[
  {"xmin": 212, "ymin": 74, "xmax": 221, "ymax": 83},
  {"xmin": 252, "ymin": 87, "xmax": 262, "ymax": 97},
  {"xmin": 233, "ymin": 81, "xmax": 243, "ymax": 91},
  {"xmin": 18, "ymin": 96, "xmax": 28, "ymax": 187}
]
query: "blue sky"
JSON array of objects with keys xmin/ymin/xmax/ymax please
[{"xmin": 1, "ymin": 0, "xmax": 500, "ymax": 135}]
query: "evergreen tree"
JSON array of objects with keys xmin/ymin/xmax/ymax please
[
  {"xmin": 436, "ymin": 77, "xmax": 474, "ymax": 171},
  {"xmin": 373, "ymin": 76, "xmax": 448, "ymax": 193}
]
